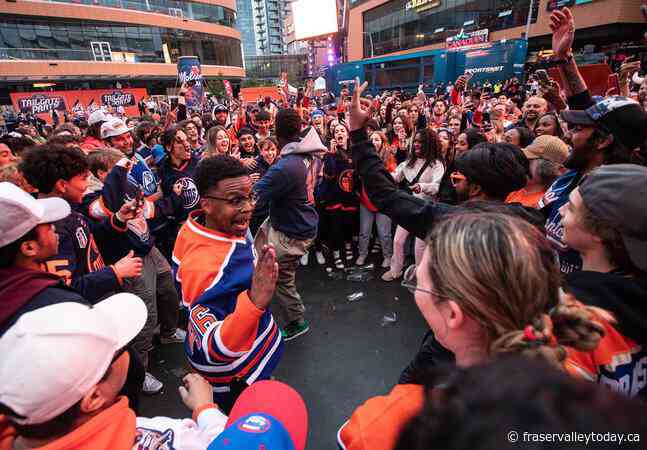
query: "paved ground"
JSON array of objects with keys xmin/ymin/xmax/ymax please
[{"xmin": 141, "ymin": 255, "xmax": 428, "ymax": 449}]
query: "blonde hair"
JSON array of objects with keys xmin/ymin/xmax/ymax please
[{"xmin": 427, "ymin": 212, "xmax": 605, "ymax": 369}]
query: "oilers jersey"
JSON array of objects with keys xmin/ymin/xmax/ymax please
[{"xmin": 172, "ymin": 211, "xmax": 283, "ymax": 394}]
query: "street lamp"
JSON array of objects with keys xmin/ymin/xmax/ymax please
[{"xmin": 362, "ymin": 31, "xmax": 375, "ymax": 58}]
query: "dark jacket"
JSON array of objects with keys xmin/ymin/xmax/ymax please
[
  {"xmin": 158, "ymin": 154, "xmax": 201, "ymax": 223},
  {"xmin": 47, "ymin": 207, "xmax": 122, "ymax": 303},
  {"xmin": 81, "ymin": 164, "xmax": 182, "ymax": 263},
  {"xmin": 316, "ymin": 152, "xmax": 359, "ymax": 209},
  {"xmin": 252, "ymin": 129, "xmax": 325, "ymax": 240},
  {"xmin": 350, "ymin": 128, "xmax": 544, "ymax": 239}
]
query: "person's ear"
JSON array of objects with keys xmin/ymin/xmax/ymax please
[
  {"xmin": 53, "ymin": 179, "xmax": 67, "ymax": 195},
  {"xmin": 200, "ymin": 197, "xmax": 211, "ymax": 214},
  {"xmin": 20, "ymin": 240, "xmax": 38, "ymax": 257},
  {"xmin": 595, "ymin": 133, "xmax": 614, "ymax": 151},
  {"xmin": 444, "ymin": 300, "xmax": 465, "ymax": 330},
  {"xmin": 468, "ymin": 182, "xmax": 483, "ymax": 199},
  {"xmin": 79, "ymin": 385, "xmax": 109, "ymax": 415}
]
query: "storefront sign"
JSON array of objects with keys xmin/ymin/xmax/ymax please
[
  {"xmin": 547, "ymin": 0, "xmax": 593, "ymax": 11},
  {"xmin": 405, "ymin": 0, "xmax": 441, "ymax": 12},
  {"xmin": 10, "ymin": 88, "xmax": 147, "ymax": 124},
  {"xmin": 446, "ymin": 29, "xmax": 489, "ymax": 50}
]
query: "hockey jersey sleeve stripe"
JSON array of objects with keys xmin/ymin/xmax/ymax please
[
  {"xmin": 193, "ymin": 315, "xmax": 276, "ymax": 373},
  {"xmin": 199, "ymin": 325, "xmax": 279, "ymax": 383}
]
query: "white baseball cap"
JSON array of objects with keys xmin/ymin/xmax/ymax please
[
  {"xmin": 100, "ymin": 118, "xmax": 132, "ymax": 140},
  {"xmin": 0, "ymin": 294, "xmax": 147, "ymax": 425},
  {"xmin": 0, "ymin": 182, "xmax": 71, "ymax": 248},
  {"xmin": 88, "ymin": 109, "xmax": 111, "ymax": 126}
]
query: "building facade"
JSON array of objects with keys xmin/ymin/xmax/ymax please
[
  {"xmin": 347, "ymin": 0, "xmax": 644, "ymax": 61},
  {"xmin": 0, "ymin": 0, "xmax": 245, "ymax": 102}
]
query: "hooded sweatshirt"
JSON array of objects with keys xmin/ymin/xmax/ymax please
[
  {"xmin": 0, "ymin": 397, "xmax": 227, "ymax": 450},
  {"xmin": 0, "ymin": 267, "xmax": 87, "ymax": 336},
  {"xmin": 252, "ymin": 127, "xmax": 326, "ymax": 240},
  {"xmin": 563, "ymin": 271, "xmax": 647, "ymax": 399}
]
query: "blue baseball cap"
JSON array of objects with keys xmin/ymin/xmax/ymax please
[
  {"xmin": 208, "ymin": 413, "xmax": 294, "ymax": 450},
  {"xmin": 208, "ymin": 381, "xmax": 307, "ymax": 450},
  {"xmin": 151, "ymin": 144, "xmax": 166, "ymax": 165},
  {"xmin": 311, "ymin": 109, "xmax": 324, "ymax": 118}
]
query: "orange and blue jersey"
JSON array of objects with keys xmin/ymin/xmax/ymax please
[
  {"xmin": 172, "ymin": 210, "xmax": 283, "ymax": 394},
  {"xmin": 565, "ymin": 317, "xmax": 647, "ymax": 399}
]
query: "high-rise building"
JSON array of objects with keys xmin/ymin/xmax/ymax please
[{"xmin": 237, "ymin": 0, "xmax": 291, "ymax": 57}]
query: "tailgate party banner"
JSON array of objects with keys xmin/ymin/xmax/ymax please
[{"xmin": 10, "ymin": 88, "xmax": 147, "ymax": 124}]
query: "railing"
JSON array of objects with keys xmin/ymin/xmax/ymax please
[{"xmin": 40, "ymin": 0, "xmax": 236, "ymax": 27}]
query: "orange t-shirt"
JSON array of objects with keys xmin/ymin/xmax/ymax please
[{"xmin": 337, "ymin": 384, "xmax": 425, "ymax": 450}]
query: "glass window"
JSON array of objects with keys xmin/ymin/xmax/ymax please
[
  {"xmin": 45, "ymin": 0, "xmax": 236, "ymax": 26},
  {"xmin": 363, "ymin": 0, "xmax": 536, "ymax": 58},
  {"xmin": 0, "ymin": 17, "xmax": 242, "ymax": 66}
]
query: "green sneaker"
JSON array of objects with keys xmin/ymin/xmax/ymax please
[{"xmin": 281, "ymin": 320, "xmax": 310, "ymax": 341}]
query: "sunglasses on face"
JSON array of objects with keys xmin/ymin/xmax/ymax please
[{"xmin": 450, "ymin": 172, "xmax": 467, "ymax": 187}]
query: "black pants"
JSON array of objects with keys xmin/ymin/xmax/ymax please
[
  {"xmin": 398, "ymin": 330, "xmax": 455, "ymax": 385},
  {"xmin": 321, "ymin": 207, "xmax": 358, "ymax": 255}
]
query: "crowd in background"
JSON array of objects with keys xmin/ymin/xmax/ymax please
[{"xmin": 0, "ymin": 6, "xmax": 647, "ymax": 450}]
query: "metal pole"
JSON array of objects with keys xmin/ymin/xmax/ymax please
[{"xmin": 525, "ymin": 0, "xmax": 535, "ymax": 40}]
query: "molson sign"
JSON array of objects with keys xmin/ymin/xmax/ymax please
[{"xmin": 10, "ymin": 88, "xmax": 147, "ymax": 124}]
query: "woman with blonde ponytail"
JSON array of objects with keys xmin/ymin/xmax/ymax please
[{"xmin": 337, "ymin": 211, "xmax": 606, "ymax": 450}]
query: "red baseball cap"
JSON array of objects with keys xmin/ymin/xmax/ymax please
[{"xmin": 226, "ymin": 380, "xmax": 308, "ymax": 450}]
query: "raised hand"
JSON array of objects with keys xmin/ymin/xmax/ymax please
[
  {"xmin": 249, "ymin": 245, "xmax": 278, "ymax": 310},
  {"xmin": 550, "ymin": 8, "xmax": 575, "ymax": 58},
  {"xmin": 349, "ymin": 77, "xmax": 371, "ymax": 131},
  {"xmin": 116, "ymin": 198, "xmax": 143, "ymax": 222}
]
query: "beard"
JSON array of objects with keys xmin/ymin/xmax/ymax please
[{"xmin": 564, "ymin": 141, "xmax": 596, "ymax": 171}]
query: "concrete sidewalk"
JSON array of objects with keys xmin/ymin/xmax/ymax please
[{"xmin": 141, "ymin": 259, "xmax": 429, "ymax": 449}]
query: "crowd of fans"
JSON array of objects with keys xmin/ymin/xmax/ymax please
[{"xmin": 0, "ymin": 7, "xmax": 646, "ymax": 450}]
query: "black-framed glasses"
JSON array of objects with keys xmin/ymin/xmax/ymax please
[
  {"xmin": 203, "ymin": 192, "xmax": 258, "ymax": 210},
  {"xmin": 401, "ymin": 264, "xmax": 450, "ymax": 300}
]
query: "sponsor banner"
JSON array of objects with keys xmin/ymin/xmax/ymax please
[
  {"xmin": 10, "ymin": 88, "xmax": 147, "ymax": 124},
  {"xmin": 446, "ymin": 29, "xmax": 489, "ymax": 50},
  {"xmin": 16, "ymin": 94, "xmax": 67, "ymax": 115},
  {"xmin": 177, "ymin": 56, "xmax": 204, "ymax": 111}
]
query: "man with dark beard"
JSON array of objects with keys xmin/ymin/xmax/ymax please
[
  {"xmin": 539, "ymin": 97, "xmax": 644, "ymax": 274},
  {"xmin": 537, "ymin": 7, "xmax": 645, "ymax": 274}
]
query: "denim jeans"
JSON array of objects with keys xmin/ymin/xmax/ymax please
[
  {"xmin": 390, "ymin": 225, "xmax": 426, "ymax": 276},
  {"xmin": 358, "ymin": 204, "xmax": 393, "ymax": 258}
]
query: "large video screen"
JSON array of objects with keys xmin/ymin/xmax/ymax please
[{"xmin": 292, "ymin": 0, "xmax": 338, "ymax": 41}]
